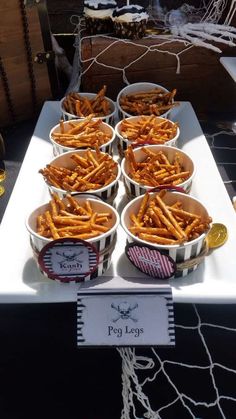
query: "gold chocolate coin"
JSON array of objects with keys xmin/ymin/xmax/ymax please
[
  {"xmin": 0, "ymin": 168, "xmax": 6, "ymax": 182},
  {"xmin": 206, "ymin": 223, "xmax": 228, "ymax": 249},
  {"xmin": 0, "ymin": 185, "xmax": 5, "ymax": 196}
]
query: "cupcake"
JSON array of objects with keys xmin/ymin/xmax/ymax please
[
  {"xmin": 84, "ymin": 0, "xmax": 117, "ymax": 35},
  {"xmin": 112, "ymin": 5, "xmax": 149, "ymax": 40}
]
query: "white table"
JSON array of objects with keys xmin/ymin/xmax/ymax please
[
  {"xmin": 1, "ymin": 100, "xmax": 236, "ymax": 304},
  {"xmin": 220, "ymin": 56, "xmax": 236, "ymax": 82}
]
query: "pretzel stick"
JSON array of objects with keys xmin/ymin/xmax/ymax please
[
  {"xmin": 139, "ymin": 233, "xmax": 180, "ymax": 245},
  {"xmin": 45, "ymin": 211, "xmax": 60, "ymax": 239},
  {"xmin": 155, "ymin": 195, "xmax": 186, "ymax": 239}
]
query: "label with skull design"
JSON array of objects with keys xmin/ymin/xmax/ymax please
[
  {"xmin": 77, "ymin": 287, "xmax": 175, "ymax": 347},
  {"xmin": 38, "ymin": 238, "xmax": 99, "ymax": 282}
]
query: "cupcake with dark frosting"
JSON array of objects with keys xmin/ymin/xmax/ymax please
[
  {"xmin": 84, "ymin": 0, "xmax": 117, "ymax": 35},
  {"xmin": 112, "ymin": 5, "xmax": 149, "ymax": 40}
]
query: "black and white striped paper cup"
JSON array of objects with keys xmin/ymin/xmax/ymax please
[
  {"xmin": 121, "ymin": 145, "xmax": 195, "ymax": 197},
  {"xmin": 121, "ymin": 191, "xmax": 210, "ymax": 278},
  {"xmin": 42, "ymin": 149, "xmax": 121, "ymax": 204},
  {"xmin": 49, "ymin": 119, "xmax": 116, "ymax": 157},
  {"xmin": 26, "ymin": 197, "xmax": 120, "ymax": 282},
  {"xmin": 60, "ymin": 94, "xmax": 117, "ymax": 126},
  {"xmin": 115, "ymin": 116, "xmax": 180, "ymax": 158}
]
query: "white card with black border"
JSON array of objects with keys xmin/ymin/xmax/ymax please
[{"xmin": 77, "ymin": 284, "xmax": 175, "ymax": 347}]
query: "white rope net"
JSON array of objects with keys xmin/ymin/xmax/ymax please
[
  {"xmin": 118, "ymin": 302, "xmax": 236, "ymax": 419},
  {"xmin": 68, "ymin": 27, "xmax": 194, "ymax": 93}
]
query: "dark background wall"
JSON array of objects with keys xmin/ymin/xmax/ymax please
[{"xmin": 46, "ymin": 0, "xmax": 235, "ymax": 35}]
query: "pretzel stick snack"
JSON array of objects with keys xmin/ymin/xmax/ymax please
[
  {"xmin": 128, "ymin": 191, "xmax": 212, "ymax": 245},
  {"xmin": 39, "ymin": 149, "xmax": 118, "ymax": 192},
  {"xmin": 125, "ymin": 145, "xmax": 191, "ymax": 187},
  {"xmin": 36, "ymin": 193, "xmax": 113, "ymax": 240},
  {"xmin": 51, "ymin": 118, "xmax": 112, "ymax": 149},
  {"xmin": 120, "ymin": 117, "xmax": 178, "ymax": 146},
  {"xmin": 62, "ymin": 86, "xmax": 112, "ymax": 117},
  {"xmin": 120, "ymin": 88, "xmax": 178, "ymax": 116}
]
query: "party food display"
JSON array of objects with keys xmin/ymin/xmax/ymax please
[
  {"xmin": 62, "ymin": 86, "xmax": 112, "ymax": 118},
  {"xmin": 118, "ymin": 116, "xmax": 179, "ymax": 145},
  {"xmin": 51, "ymin": 117, "xmax": 112, "ymax": 149},
  {"xmin": 36, "ymin": 193, "xmax": 113, "ymax": 240},
  {"xmin": 125, "ymin": 145, "xmax": 191, "ymax": 187},
  {"xmin": 127, "ymin": 191, "xmax": 212, "ymax": 245},
  {"xmin": 112, "ymin": 5, "xmax": 149, "ymax": 40},
  {"xmin": 84, "ymin": 0, "xmax": 117, "ymax": 34},
  {"xmin": 119, "ymin": 87, "xmax": 177, "ymax": 116},
  {"xmin": 39, "ymin": 149, "xmax": 118, "ymax": 192},
  {"xmin": 26, "ymin": 80, "xmax": 219, "ymax": 283}
]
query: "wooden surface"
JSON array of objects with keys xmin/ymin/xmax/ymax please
[
  {"xmin": 80, "ymin": 36, "xmax": 236, "ymax": 118},
  {"xmin": 0, "ymin": 0, "xmax": 52, "ymax": 127}
]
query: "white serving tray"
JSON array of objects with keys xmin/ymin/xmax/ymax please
[{"xmin": 1, "ymin": 101, "xmax": 236, "ymax": 304}]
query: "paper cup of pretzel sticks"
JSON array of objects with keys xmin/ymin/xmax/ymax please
[
  {"xmin": 116, "ymin": 82, "xmax": 177, "ymax": 120},
  {"xmin": 26, "ymin": 195, "xmax": 119, "ymax": 282},
  {"xmin": 121, "ymin": 145, "xmax": 195, "ymax": 197},
  {"xmin": 49, "ymin": 118, "xmax": 116, "ymax": 156},
  {"xmin": 60, "ymin": 92, "xmax": 116, "ymax": 126},
  {"xmin": 115, "ymin": 115, "xmax": 180, "ymax": 157},
  {"xmin": 40, "ymin": 149, "xmax": 121, "ymax": 204},
  {"xmin": 121, "ymin": 191, "xmax": 211, "ymax": 278}
]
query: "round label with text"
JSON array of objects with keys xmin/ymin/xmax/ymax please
[{"xmin": 38, "ymin": 238, "xmax": 99, "ymax": 283}]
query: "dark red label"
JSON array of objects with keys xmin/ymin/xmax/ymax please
[{"xmin": 38, "ymin": 238, "xmax": 99, "ymax": 283}]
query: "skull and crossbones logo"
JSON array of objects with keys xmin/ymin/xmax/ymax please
[
  {"xmin": 56, "ymin": 250, "xmax": 83, "ymax": 268},
  {"xmin": 56, "ymin": 250, "xmax": 83, "ymax": 262},
  {"xmin": 111, "ymin": 301, "xmax": 138, "ymax": 323}
]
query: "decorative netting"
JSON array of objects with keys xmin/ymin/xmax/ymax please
[
  {"xmin": 118, "ymin": 302, "xmax": 236, "ymax": 419},
  {"xmin": 68, "ymin": 0, "xmax": 236, "ymax": 93},
  {"xmin": 68, "ymin": 30, "xmax": 195, "ymax": 93}
]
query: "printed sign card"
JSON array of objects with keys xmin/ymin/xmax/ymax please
[{"xmin": 77, "ymin": 287, "xmax": 175, "ymax": 347}]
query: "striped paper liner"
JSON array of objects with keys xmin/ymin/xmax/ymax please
[
  {"xmin": 63, "ymin": 112, "xmax": 115, "ymax": 126},
  {"xmin": 124, "ymin": 178, "xmax": 192, "ymax": 198},
  {"xmin": 52, "ymin": 139, "xmax": 114, "ymax": 157},
  {"xmin": 48, "ymin": 178, "xmax": 119, "ymax": 205},
  {"xmin": 117, "ymin": 135, "xmax": 178, "ymax": 158}
]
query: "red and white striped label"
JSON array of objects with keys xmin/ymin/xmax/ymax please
[{"xmin": 126, "ymin": 243, "xmax": 176, "ymax": 279}]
